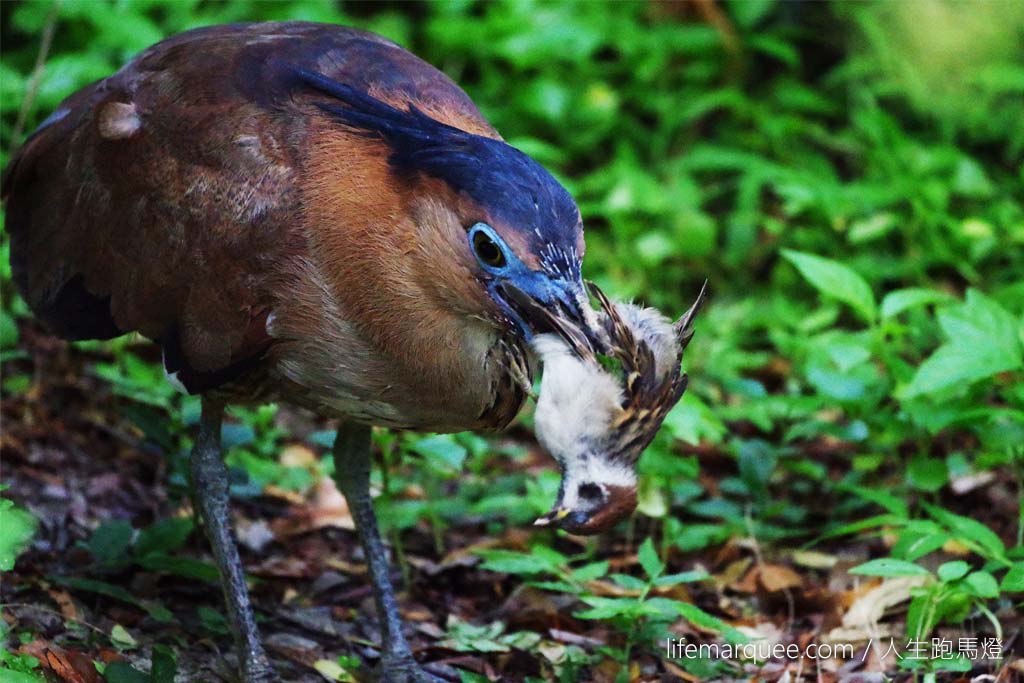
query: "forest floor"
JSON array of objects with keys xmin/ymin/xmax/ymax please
[{"xmin": 2, "ymin": 322, "xmax": 1021, "ymax": 683}]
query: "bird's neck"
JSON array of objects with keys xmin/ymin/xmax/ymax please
[{"xmin": 282, "ymin": 128, "xmax": 518, "ymax": 429}]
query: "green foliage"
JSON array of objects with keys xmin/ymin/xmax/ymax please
[
  {"xmin": 2, "ymin": 0, "xmax": 1023, "ymax": 672},
  {"xmin": 103, "ymin": 646, "xmax": 176, "ymax": 683},
  {"xmin": 0, "ymin": 645, "xmax": 43, "ymax": 683},
  {"xmin": 478, "ymin": 538, "xmax": 732, "ymax": 675},
  {"xmin": 0, "ymin": 486, "xmax": 36, "ymax": 572}
]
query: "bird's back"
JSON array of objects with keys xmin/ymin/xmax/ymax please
[{"xmin": 3, "ymin": 22, "xmax": 496, "ymax": 394}]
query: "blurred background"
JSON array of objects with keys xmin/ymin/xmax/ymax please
[{"xmin": 2, "ymin": 2, "xmax": 1023, "ymax": 682}]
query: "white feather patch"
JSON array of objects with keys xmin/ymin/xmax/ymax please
[
  {"xmin": 162, "ymin": 350, "xmax": 189, "ymax": 394},
  {"xmin": 531, "ymin": 334, "xmax": 623, "ymax": 466}
]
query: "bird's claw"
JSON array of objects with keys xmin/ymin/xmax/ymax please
[
  {"xmin": 240, "ymin": 658, "xmax": 280, "ymax": 683},
  {"xmin": 379, "ymin": 654, "xmax": 448, "ymax": 683}
]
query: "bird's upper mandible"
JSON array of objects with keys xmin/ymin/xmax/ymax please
[{"xmin": 2, "ymin": 22, "xmax": 599, "ymax": 432}]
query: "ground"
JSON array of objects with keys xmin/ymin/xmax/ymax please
[{"xmin": 2, "ymin": 320, "xmax": 1020, "ymax": 683}]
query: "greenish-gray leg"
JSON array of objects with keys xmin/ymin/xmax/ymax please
[
  {"xmin": 191, "ymin": 399, "xmax": 277, "ymax": 683},
  {"xmin": 331, "ymin": 423, "xmax": 442, "ymax": 683}
]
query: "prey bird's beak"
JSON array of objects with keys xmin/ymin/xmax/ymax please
[{"xmin": 533, "ymin": 507, "xmax": 571, "ymax": 526}]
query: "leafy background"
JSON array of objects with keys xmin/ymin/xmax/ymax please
[{"xmin": 1, "ymin": 1, "xmax": 1023, "ymax": 682}]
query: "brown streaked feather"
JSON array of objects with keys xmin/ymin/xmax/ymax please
[
  {"xmin": 675, "ymin": 279, "xmax": 708, "ymax": 352},
  {"xmin": 587, "ymin": 282, "xmax": 707, "ymax": 464}
]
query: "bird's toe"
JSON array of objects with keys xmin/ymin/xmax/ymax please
[{"xmin": 379, "ymin": 655, "xmax": 449, "ymax": 683}]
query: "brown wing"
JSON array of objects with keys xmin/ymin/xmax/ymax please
[{"xmin": 2, "ymin": 21, "xmax": 497, "ymax": 392}]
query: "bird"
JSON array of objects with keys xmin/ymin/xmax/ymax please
[
  {"xmin": 522, "ymin": 281, "xmax": 706, "ymax": 534},
  {"xmin": 1, "ymin": 21, "xmax": 621, "ymax": 683}
]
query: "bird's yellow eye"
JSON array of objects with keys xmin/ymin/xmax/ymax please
[{"xmin": 472, "ymin": 229, "xmax": 507, "ymax": 268}]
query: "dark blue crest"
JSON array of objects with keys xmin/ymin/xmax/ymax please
[{"xmin": 291, "ymin": 66, "xmax": 582, "ymax": 279}]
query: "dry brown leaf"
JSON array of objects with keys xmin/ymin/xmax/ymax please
[
  {"xmin": 263, "ymin": 485, "xmax": 306, "ymax": 505},
  {"xmin": 826, "ymin": 575, "xmax": 929, "ymax": 643},
  {"xmin": 943, "ymin": 538, "xmax": 971, "ymax": 555},
  {"xmin": 271, "ymin": 478, "xmax": 354, "ymax": 538},
  {"xmin": 46, "ymin": 587, "xmax": 78, "ymax": 622},
  {"xmin": 279, "ymin": 443, "xmax": 318, "ymax": 468},
  {"xmin": 720, "ymin": 558, "xmax": 753, "ymax": 590},
  {"xmin": 791, "ymin": 550, "xmax": 838, "ymax": 570},
  {"xmin": 758, "ymin": 564, "xmax": 804, "ymax": 592},
  {"xmin": 23, "ymin": 643, "xmax": 103, "ymax": 683}
]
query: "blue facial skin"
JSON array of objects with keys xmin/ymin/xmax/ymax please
[{"xmin": 467, "ymin": 223, "xmax": 588, "ymax": 341}]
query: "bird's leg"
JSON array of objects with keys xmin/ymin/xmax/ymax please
[
  {"xmin": 190, "ymin": 399, "xmax": 277, "ymax": 683},
  {"xmin": 332, "ymin": 423, "xmax": 440, "ymax": 683}
]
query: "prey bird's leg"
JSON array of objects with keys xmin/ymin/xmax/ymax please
[
  {"xmin": 332, "ymin": 423, "xmax": 442, "ymax": 683},
  {"xmin": 190, "ymin": 399, "xmax": 277, "ymax": 683}
]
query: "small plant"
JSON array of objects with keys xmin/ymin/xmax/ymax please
[
  {"xmin": 0, "ymin": 486, "xmax": 36, "ymax": 572},
  {"xmin": 478, "ymin": 539, "xmax": 738, "ymax": 680}
]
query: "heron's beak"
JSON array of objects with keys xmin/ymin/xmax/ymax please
[{"xmin": 495, "ymin": 276, "xmax": 602, "ymax": 350}]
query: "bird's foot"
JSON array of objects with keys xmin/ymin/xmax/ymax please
[
  {"xmin": 379, "ymin": 653, "xmax": 447, "ymax": 683},
  {"xmin": 240, "ymin": 656, "xmax": 280, "ymax": 683}
]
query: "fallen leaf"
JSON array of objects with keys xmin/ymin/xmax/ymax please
[
  {"xmin": 23, "ymin": 642, "xmax": 103, "ymax": 683},
  {"xmin": 236, "ymin": 518, "xmax": 275, "ymax": 552},
  {"xmin": 271, "ymin": 478, "xmax": 354, "ymax": 538},
  {"xmin": 758, "ymin": 564, "xmax": 804, "ymax": 592},
  {"xmin": 280, "ymin": 444, "xmax": 318, "ymax": 468},
  {"xmin": 46, "ymin": 586, "xmax": 79, "ymax": 622},
  {"xmin": 826, "ymin": 576, "xmax": 928, "ymax": 642},
  {"xmin": 791, "ymin": 550, "xmax": 838, "ymax": 570}
]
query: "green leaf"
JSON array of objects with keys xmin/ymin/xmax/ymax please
[
  {"xmin": 0, "ymin": 670, "xmax": 46, "ymax": 683},
  {"xmin": 134, "ymin": 517, "xmax": 194, "ymax": 559},
  {"xmin": 411, "ymin": 435, "xmax": 468, "ymax": 471},
  {"xmin": 923, "ymin": 502, "xmax": 1007, "ymax": 563},
  {"xmin": 637, "ymin": 537, "xmax": 663, "ymax": 580},
  {"xmin": 575, "ymin": 596, "xmax": 643, "ymax": 620},
  {"xmin": 937, "ymin": 561, "xmax": 970, "ymax": 582},
  {"xmin": 103, "ymin": 661, "xmax": 150, "ymax": 683},
  {"xmin": 892, "ymin": 530, "xmax": 949, "ymax": 561},
  {"xmin": 1000, "ymin": 562, "xmax": 1024, "ymax": 592},
  {"xmin": 0, "ymin": 499, "xmax": 36, "ymax": 571},
  {"xmin": 849, "ymin": 558, "xmax": 931, "ymax": 577},
  {"xmin": 197, "ymin": 606, "xmax": 230, "ymax": 635},
  {"xmin": 571, "ymin": 561, "xmax": 608, "ymax": 582},
  {"xmin": 610, "ymin": 573, "xmax": 647, "ymax": 591},
  {"xmin": 881, "ymin": 288, "xmax": 954, "ymax": 319},
  {"xmin": 135, "ymin": 554, "xmax": 220, "ymax": 583},
  {"xmin": 110, "ymin": 624, "xmax": 137, "ymax": 651},
  {"xmin": 56, "ymin": 576, "xmax": 173, "ymax": 622},
  {"xmin": 0, "ymin": 310, "xmax": 18, "ymax": 349},
  {"xmin": 907, "ymin": 455, "xmax": 948, "ymax": 492},
  {"xmin": 654, "ymin": 570, "xmax": 709, "ymax": 587},
  {"xmin": 85, "ymin": 520, "xmax": 134, "ymax": 565},
  {"xmin": 964, "ymin": 571, "xmax": 999, "ymax": 598},
  {"xmin": 901, "ymin": 290, "xmax": 1023, "ymax": 399},
  {"xmin": 150, "ymin": 645, "xmax": 177, "ymax": 683},
  {"xmin": 477, "ymin": 549, "xmax": 554, "ymax": 576},
  {"xmin": 672, "ymin": 602, "xmax": 745, "ymax": 642},
  {"xmin": 781, "ymin": 249, "xmax": 876, "ymax": 323}
]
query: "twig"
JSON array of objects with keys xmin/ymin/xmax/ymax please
[
  {"xmin": 2, "ymin": 602, "xmax": 106, "ymax": 636},
  {"xmin": 9, "ymin": 0, "xmax": 62, "ymax": 155}
]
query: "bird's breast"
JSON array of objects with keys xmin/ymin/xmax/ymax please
[{"xmin": 263, "ymin": 260, "xmax": 525, "ymax": 432}]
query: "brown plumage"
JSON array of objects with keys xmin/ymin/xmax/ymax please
[{"xmin": 3, "ymin": 22, "xmax": 555, "ymax": 433}]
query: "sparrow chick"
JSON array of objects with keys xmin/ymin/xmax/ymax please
[{"xmin": 530, "ymin": 282, "xmax": 707, "ymax": 534}]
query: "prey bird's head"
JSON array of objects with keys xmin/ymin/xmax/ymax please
[
  {"xmin": 292, "ymin": 67, "xmax": 598, "ymax": 346},
  {"xmin": 528, "ymin": 282, "xmax": 707, "ymax": 535}
]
